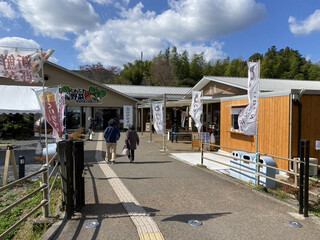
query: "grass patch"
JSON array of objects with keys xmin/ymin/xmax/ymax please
[
  {"xmin": 310, "ymin": 199, "xmax": 320, "ymax": 217},
  {"xmin": 0, "ymin": 177, "xmax": 62, "ymax": 240},
  {"xmin": 246, "ymin": 183, "xmax": 291, "ymax": 200},
  {"xmin": 196, "ymin": 164, "xmax": 207, "ymax": 169}
]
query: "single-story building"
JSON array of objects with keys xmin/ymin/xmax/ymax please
[
  {"xmin": 191, "ymin": 76, "xmax": 320, "ymax": 170},
  {"xmin": 0, "ymin": 62, "xmax": 138, "ymax": 131}
]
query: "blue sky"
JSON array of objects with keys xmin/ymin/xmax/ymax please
[{"xmin": 0, "ymin": 0, "xmax": 319, "ymax": 70}]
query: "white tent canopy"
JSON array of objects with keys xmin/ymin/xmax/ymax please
[{"xmin": 0, "ymin": 85, "xmax": 43, "ymax": 114}]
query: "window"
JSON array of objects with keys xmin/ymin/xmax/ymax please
[
  {"xmin": 66, "ymin": 107, "xmax": 81, "ymax": 129},
  {"xmin": 231, "ymin": 107, "xmax": 245, "ymax": 131}
]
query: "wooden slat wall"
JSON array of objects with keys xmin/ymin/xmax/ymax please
[
  {"xmin": 292, "ymin": 95, "xmax": 320, "ymax": 165},
  {"xmin": 203, "ymin": 81, "xmax": 247, "ymax": 96},
  {"xmin": 259, "ymin": 96, "xmax": 290, "ymax": 170},
  {"xmin": 221, "ymin": 96, "xmax": 291, "ymax": 170}
]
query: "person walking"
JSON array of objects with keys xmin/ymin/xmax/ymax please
[
  {"xmin": 125, "ymin": 125, "xmax": 139, "ymax": 163},
  {"xmin": 104, "ymin": 119, "xmax": 120, "ymax": 163},
  {"xmin": 87, "ymin": 117, "xmax": 95, "ymax": 141}
]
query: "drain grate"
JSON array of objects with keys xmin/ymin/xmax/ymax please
[
  {"xmin": 287, "ymin": 221, "xmax": 302, "ymax": 228},
  {"xmin": 188, "ymin": 220, "xmax": 202, "ymax": 226},
  {"xmin": 85, "ymin": 221, "xmax": 100, "ymax": 228}
]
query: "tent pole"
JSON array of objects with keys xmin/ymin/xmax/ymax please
[
  {"xmin": 41, "ymin": 49, "xmax": 50, "ymax": 217},
  {"xmin": 163, "ymin": 94, "xmax": 166, "ymax": 151},
  {"xmin": 149, "ymin": 98, "xmax": 152, "ymax": 142}
]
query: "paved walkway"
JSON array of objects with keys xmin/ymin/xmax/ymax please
[{"xmin": 47, "ymin": 132, "xmax": 320, "ymax": 240}]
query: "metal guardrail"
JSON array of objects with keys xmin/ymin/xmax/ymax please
[
  {"xmin": 0, "ymin": 153, "xmax": 60, "ymax": 239},
  {"xmin": 201, "ymin": 142, "xmax": 319, "ymax": 198}
]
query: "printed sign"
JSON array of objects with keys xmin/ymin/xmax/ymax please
[
  {"xmin": 35, "ymin": 87, "xmax": 63, "ymax": 139},
  {"xmin": 238, "ymin": 62, "xmax": 260, "ymax": 135},
  {"xmin": 61, "ymin": 85, "xmax": 106, "ymax": 103},
  {"xmin": 0, "ymin": 49, "xmax": 53, "ymax": 83},
  {"xmin": 123, "ymin": 105, "xmax": 133, "ymax": 129},
  {"xmin": 189, "ymin": 91, "xmax": 202, "ymax": 133},
  {"xmin": 152, "ymin": 102, "xmax": 164, "ymax": 135}
]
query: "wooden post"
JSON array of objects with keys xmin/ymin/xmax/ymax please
[
  {"xmin": 149, "ymin": 98, "xmax": 153, "ymax": 142},
  {"xmin": 3, "ymin": 146, "xmax": 18, "ymax": 185}
]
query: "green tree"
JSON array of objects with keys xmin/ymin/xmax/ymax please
[
  {"xmin": 249, "ymin": 53, "xmax": 263, "ymax": 62},
  {"xmin": 189, "ymin": 53, "xmax": 205, "ymax": 84},
  {"xmin": 225, "ymin": 58, "xmax": 247, "ymax": 77},
  {"xmin": 261, "ymin": 46, "xmax": 278, "ymax": 78},
  {"xmin": 178, "ymin": 50, "xmax": 191, "ymax": 85},
  {"xmin": 210, "ymin": 58, "xmax": 230, "ymax": 76},
  {"xmin": 170, "ymin": 46, "xmax": 181, "ymax": 83},
  {"xmin": 120, "ymin": 60, "xmax": 151, "ymax": 85},
  {"xmin": 308, "ymin": 64, "xmax": 320, "ymax": 80}
]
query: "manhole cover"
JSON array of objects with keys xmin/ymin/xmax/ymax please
[
  {"xmin": 188, "ymin": 220, "xmax": 202, "ymax": 226},
  {"xmin": 287, "ymin": 221, "xmax": 302, "ymax": 228},
  {"xmin": 86, "ymin": 221, "xmax": 100, "ymax": 228}
]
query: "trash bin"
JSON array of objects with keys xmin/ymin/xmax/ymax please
[
  {"xmin": 240, "ymin": 153, "xmax": 257, "ymax": 183},
  {"xmin": 230, "ymin": 151, "xmax": 247, "ymax": 179},
  {"xmin": 259, "ymin": 157, "xmax": 276, "ymax": 189},
  {"xmin": 42, "ymin": 143, "xmax": 57, "ymax": 156},
  {"xmin": 238, "ymin": 154, "xmax": 277, "ymax": 189}
]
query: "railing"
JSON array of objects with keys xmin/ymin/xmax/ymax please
[
  {"xmin": 200, "ymin": 141, "xmax": 319, "ymax": 209},
  {"xmin": 0, "ymin": 153, "xmax": 60, "ymax": 239}
]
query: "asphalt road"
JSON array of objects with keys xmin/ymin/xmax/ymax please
[{"xmin": 49, "ymin": 132, "xmax": 320, "ymax": 240}]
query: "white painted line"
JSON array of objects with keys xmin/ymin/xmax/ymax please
[{"xmin": 95, "ymin": 133, "xmax": 164, "ymax": 239}]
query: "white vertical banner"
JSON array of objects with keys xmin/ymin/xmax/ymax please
[
  {"xmin": 152, "ymin": 102, "xmax": 164, "ymax": 135},
  {"xmin": 238, "ymin": 62, "xmax": 260, "ymax": 135},
  {"xmin": 123, "ymin": 105, "xmax": 133, "ymax": 129},
  {"xmin": 189, "ymin": 91, "xmax": 202, "ymax": 133},
  {"xmin": 181, "ymin": 111, "xmax": 186, "ymax": 128}
]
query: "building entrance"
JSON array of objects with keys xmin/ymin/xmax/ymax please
[{"xmin": 94, "ymin": 108, "xmax": 120, "ymax": 130}]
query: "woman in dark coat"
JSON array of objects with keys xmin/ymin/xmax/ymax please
[{"xmin": 125, "ymin": 125, "xmax": 139, "ymax": 163}]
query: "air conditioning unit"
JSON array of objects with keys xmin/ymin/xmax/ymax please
[{"xmin": 291, "ymin": 158, "xmax": 318, "ymax": 176}]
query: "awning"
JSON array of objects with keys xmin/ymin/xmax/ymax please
[{"xmin": 0, "ymin": 85, "xmax": 43, "ymax": 114}]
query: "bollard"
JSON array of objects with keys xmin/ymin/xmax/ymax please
[
  {"xmin": 304, "ymin": 140, "xmax": 310, "ymax": 217},
  {"xmin": 19, "ymin": 155, "xmax": 25, "ymax": 179},
  {"xmin": 299, "ymin": 142, "xmax": 305, "ymax": 215}
]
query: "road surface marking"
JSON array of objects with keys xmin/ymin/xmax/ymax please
[{"xmin": 96, "ymin": 133, "xmax": 164, "ymax": 240}]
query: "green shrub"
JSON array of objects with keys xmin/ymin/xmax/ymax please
[{"xmin": 0, "ymin": 114, "xmax": 34, "ymax": 139}]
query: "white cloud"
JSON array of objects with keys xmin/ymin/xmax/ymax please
[
  {"xmin": 75, "ymin": 0, "xmax": 266, "ymax": 66},
  {"xmin": 16, "ymin": 0, "xmax": 100, "ymax": 39},
  {"xmin": 176, "ymin": 42, "xmax": 227, "ymax": 63},
  {"xmin": 90, "ymin": 0, "xmax": 129, "ymax": 5},
  {"xmin": 48, "ymin": 56, "xmax": 58, "ymax": 63},
  {"xmin": 90, "ymin": 0, "xmax": 114, "ymax": 5},
  {"xmin": 0, "ymin": 1, "xmax": 16, "ymax": 19},
  {"xmin": 289, "ymin": 9, "xmax": 320, "ymax": 35},
  {"xmin": 0, "ymin": 36, "xmax": 40, "ymax": 49},
  {"xmin": 305, "ymin": 54, "xmax": 312, "ymax": 61}
]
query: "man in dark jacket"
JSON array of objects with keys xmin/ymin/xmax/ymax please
[{"xmin": 104, "ymin": 119, "xmax": 120, "ymax": 163}]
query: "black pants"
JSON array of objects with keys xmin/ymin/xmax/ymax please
[{"xmin": 128, "ymin": 149, "xmax": 135, "ymax": 161}]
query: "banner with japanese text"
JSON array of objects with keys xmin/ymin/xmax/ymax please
[
  {"xmin": 35, "ymin": 87, "xmax": 63, "ymax": 139},
  {"xmin": 59, "ymin": 92, "xmax": 66, "ymax": 133},
  {"xmin": 189, "ymin": 91, "xmax": 202, "ymax": 133},
  {"xmin": 0, "ymin": 49, "xmax": 53, "ymax": 84},
  {"xmin": 123, "ymin": 105, "xmax": 133, "ymax": 129},
  {"xmin": 238, "ymin": 62, "xmax": 260, "ymax": 135},
  {"xmin": 152, "ymin": 102, "xmax": 164, "ymax": 135}
]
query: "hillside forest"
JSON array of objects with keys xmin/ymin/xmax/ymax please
[{"xmin": 76, "ymin": 46, "xmax": 320, "ymax": 87}]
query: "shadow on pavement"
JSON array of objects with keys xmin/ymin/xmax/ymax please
[{"xmin": 161, "ymin": 212, "xmax": 232, "ymax": 223}]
